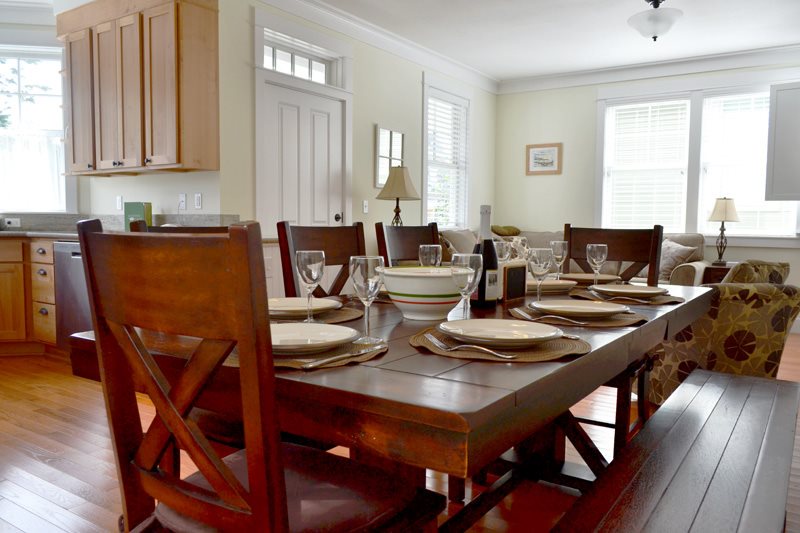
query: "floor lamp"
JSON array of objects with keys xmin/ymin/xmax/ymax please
[
  {"xmin": 708, "ymin": 197, "xmax": 739, "ymax": 266},
  {"xmin": 376, "ymin": 166, "xmax": 420, "ymax": 226}
]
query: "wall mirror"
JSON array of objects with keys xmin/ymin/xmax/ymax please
[{"xmin": 375, "ymin": 125, "xmax": 404, "ymax": 188}]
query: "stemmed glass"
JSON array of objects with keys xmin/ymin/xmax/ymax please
[
  {"xmin": 419, "ymin": 244, "xmax": 442, "ymax": 267},
  {"xmin": 527, "ymin": 248, "xmax": 554, "ymax": 301},
  {"xmin": 450, "ymin": 253, "xmax": 483, "ymax": 319},
  {"xmin": 550, "ymin": 240, "xmax": 568, "ymax": 280},
  {"xmin": 295, "ymin": 250, "xmax": 325, "ymax": 323},
  {"xmin": 349, "ymin": 256, "xmax": 385, "ymax": 344},
  {"xmin": 586, "ymin": 243, "xmax": 608, "ymax": 287}
]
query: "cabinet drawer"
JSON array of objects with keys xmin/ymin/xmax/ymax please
[
  {"xmin": 31, "ymin": 264, "xmax": 55, "ymax": 304},
  {"xmin": 32, "ymin": 303, "xmax": 56, "ymax": 344},
  {"xmin": 30, "ymin": 240, "xmax": 55, "ymax": 264},
  {"xmin": 0, "ymin": 240, "xmax": 24, "ymax": 262}
]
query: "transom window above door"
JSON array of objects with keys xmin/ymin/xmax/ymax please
[{"xmin": 263, "ymin": 44, "xmax": 328, "ymax": 85}]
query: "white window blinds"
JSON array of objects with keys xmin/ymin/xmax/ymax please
[
  {"xmin": 699, "ymin": 92, "xmax": 797, "ymax": 236},
  {"xmin": 425, "ymin": 87, "xmax": 468, "ymax": 229},
  {"xmin": 602, "ymin": 100, "xmax": 690, "ymax": 232}
]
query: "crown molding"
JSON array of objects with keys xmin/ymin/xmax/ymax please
[
  {"xmin": 0, "ymin": 2, "xmax": 55, "ymax": 25},
  {"xmin": 499, "ymin": 44, "xmax": 800, "ymax": 94},
  {"xmin": 260, "ymin": 0, "xmax": 499, "ymax": 94}
]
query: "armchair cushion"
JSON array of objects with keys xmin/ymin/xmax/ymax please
[{"xmin": 649, "ymin": 260, "xmax": 800, "ymax": 405}]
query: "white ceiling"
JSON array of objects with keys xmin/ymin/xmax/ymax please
[{"xmin": 315, "ymin": 0, "xmax": 800, "ymax": 82}]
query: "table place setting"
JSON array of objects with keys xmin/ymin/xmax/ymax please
[
  {"xmin": 267, "ymin": 322, "xmax": 388, "ymax": 369},
  {"xmin": 510, "ymin": 303, "xmax": 648, "ymax": 327},
  {"xmin": 267, "ymin": 297, "xmax": 364, "ymax": 324},
  {"xmin": 410, "ymin": 319, "xmax": 591, "ymax": 362},
  {"xmin": 569, "ymin": 284, "xmax": 686, "ymax": 305}
]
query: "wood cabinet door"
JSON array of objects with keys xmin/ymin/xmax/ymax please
[
  {"xmin": 0, "ymin": 263, "xmax": 25, "ymax": 340},
  {"xmin": 143, "ymin": 3, "xmax": 178, "ymax": 166},
  {"xmin": 116, "ymin": 14, "xmax": 144, "ymax": 168},
  {"xmin": 65, "ymin": 28, "xmax": 95, "ymax": 173},
  {"xmin": 92, "ymin": 21, "xmax": 118, "ymax": 170}
]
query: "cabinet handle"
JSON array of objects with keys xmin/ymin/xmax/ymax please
[
  {"xmin": 87, "ymin": 163, "xmax": 93, "ymax": 169},
  {"xmin": 36, "ymin": 247, "xmax": 46, "ymax": 255},
  {"xmin": 38, "ymin": 307, "xmax": 48, "ymax": 316},
  {"xmin": 112, "ymin": 161, "xmax": 119, "ymax": 167},
  {"xmin": 37, "ymin": 268, "xmax": 47, "ymax": 276},
  {"xmin": 144, "ymin": 157, "xmax": 152, "ymax": 164},
  {"xmin": 117, "ymin": 161, "xmax": 124, "ymax": 167}
]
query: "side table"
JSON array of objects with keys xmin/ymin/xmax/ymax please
[{"xmin": 702, "ymin": 262, "xmax": 737, "ymax": 284}]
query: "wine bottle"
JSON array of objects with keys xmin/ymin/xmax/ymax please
[{"xmin": 472, "ymin": 205, "xmax": 498, "ymax": 308}]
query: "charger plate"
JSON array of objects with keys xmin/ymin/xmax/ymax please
[{"xmin": 437, "ymin": 319, "xmax": 562, "ymax": 349}]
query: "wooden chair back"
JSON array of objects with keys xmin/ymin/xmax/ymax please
[
  {"xmin": 564, "ymin": 224, "xmax": 663, "ymax": 286},
  {"xmin": 375, "ymin": 222, "xmax": 440, "ymax": 266},
  {"xmin": 129, "ymin": 220, "xmax": 229, "ymax": 233},
  {"xmin": 276, "ymin": 221, "xmax": 366, "ymax": 297},
  {"xmin": 78, "ymin": 219, "xmax": 287, "ymax": 531}
]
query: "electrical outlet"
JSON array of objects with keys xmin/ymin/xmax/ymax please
[
  {"xmin": 178, "ymin": 193, "xmax": 187, "ymax": 211},
  {"xmin": 362, "ymin": 200, "xmax": 369, "ymax": 214},
  {"xmin": 115, "ymin": 195, "xmax": 123, "ymax": 211},
  {"xmin": 4, "ymin": 218, "xmax": 21, "ymax": 228},
  {"xmin": 194, "ymin": 193, "xmax": 202, "ymax": 209}
]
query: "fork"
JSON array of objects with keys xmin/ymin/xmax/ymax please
[
  {"xmin": 424, "ymin": 333, "xmax": 517, "ymax": 360},
  {"xmin": 589, "ymin": 290, "xmax": 650, "ymax": 304},
  {"xmin": 511, "ymin": 308, "xmax": 588, "ymax": 326}
]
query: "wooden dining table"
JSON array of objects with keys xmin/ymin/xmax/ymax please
[{"xmin": 70, "ymin": 284, "xmax": 714, "ymax": 531}]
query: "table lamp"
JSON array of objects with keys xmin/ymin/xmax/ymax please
[
  {"xmin": 708, "ymin": 197, "xmax": 739, "ymax": 266},
  {"xmin": 376, "ymin": 166, "xmax": 420, "ymax": 226}
]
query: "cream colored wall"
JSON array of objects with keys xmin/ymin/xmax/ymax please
[
  {"xmin": 495, "ymin": 86, "xmax": 597, "ymax": 232},
  {"xmin": 83, "ymin": 1, "xmax": 495, "ymax": 253}
]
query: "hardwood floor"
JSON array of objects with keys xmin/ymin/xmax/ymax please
[{"xmin": 1, "ymin": 336, "xmax": 799, "ymax": 532}]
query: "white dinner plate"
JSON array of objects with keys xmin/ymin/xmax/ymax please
[
  {"xmin": 271, "ymin": 323, "xmax": 359, "ymax": 355},
  {"xmin": 530, "ymin": 299, "xmax": 629, "ymax": 318},
  {"xmin": 527, "ymin": 279, "xmax": 578, "ymax": 294},
  {"xmin": 268, "ymin": 297, "xmax": 341, "ymax": 318},
  {"xmin": 437, "ymin": 319, "xmax": 562, "ymax": 349},
  {"xmin": 560, "ymin": 273, "xmax": 621, "ymax": 285},
  {"xmin": 589, "ymin": 284, "xmax": 668, "ymax": 298}
]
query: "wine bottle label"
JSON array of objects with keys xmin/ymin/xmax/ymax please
[{"xmin": 485, "ymin": 269, "xmax": 499, "ymax": 300}]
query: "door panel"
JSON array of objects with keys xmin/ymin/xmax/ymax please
[
  {"xmin": 258, "ymin": 82, "xmax": 344, "ymax": 238},
  {"xmin": 92, "ymin": 21, "xmax": 117, "ymax": 170},
  {"xmin": 65, "ymin": 29, "xmax": 95, "ymax": 173},
  {"xmin": 117, "ymin": 14, "xmax": 143, "ymax": 168},
  {"xmin": 143, "ymin": 3, "xmax": 177, "ymax": 166}
]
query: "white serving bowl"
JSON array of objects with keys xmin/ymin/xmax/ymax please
[{"xmin": 379, "ymin": 266, "xmax": 462, "ymax": 320}]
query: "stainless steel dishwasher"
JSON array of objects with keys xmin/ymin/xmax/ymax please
[{"xmin": 54, "ymin": 241, "xmax": 93, "ymax": 351}]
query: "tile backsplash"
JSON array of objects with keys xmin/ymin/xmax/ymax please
[{"xmin": 0, "ymin": 213, "xmax": 240, "ymax": 232}]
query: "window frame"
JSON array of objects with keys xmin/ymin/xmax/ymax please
[
  {"xmin": 422, "ymin": 75, "xmax": 470, "ymax": 230},
  {"xmin": 596, "ymin": 71, "xmax": 800, "ymax": 249},
  {"xmin": 0, "ymin": 45, "xmax": 76, "ymax": 213}
]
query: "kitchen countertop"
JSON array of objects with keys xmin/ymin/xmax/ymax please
[{"xmin": 0, "ymin": 231, "xmax": 78, "ymax": 239}]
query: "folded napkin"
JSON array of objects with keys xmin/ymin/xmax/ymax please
[
  {"xmin": 272, "ymin": 342, "xmax": 387, "ymax": 370},
  {"xmin": 410, "ymin": 327, "xmax": 591, "ymax": 363},
  {"xmin": 569, "ymin": 288, "xmax": 685, "ymax": 305},
  {"xmin": 509, "ymin": 307, "xmax": 647, "ymax": 328}
]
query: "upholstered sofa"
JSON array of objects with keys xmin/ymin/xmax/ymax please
[{"xmin": 439, "ymin": 228, "xmax": 711, "ymax": 286}]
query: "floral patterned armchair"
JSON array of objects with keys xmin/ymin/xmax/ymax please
[{"xmin": 649, "ymin": 260, "xmax": 800, "ymax": 405}]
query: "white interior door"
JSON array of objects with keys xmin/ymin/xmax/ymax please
[{"xmin": 256, "ymin": 80, "xmax": 345, "ymax": 238}]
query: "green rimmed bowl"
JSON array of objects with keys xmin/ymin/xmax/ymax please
[{"xmin": 379, "ymin": 266, "xmax": 462, "ymax": 320}]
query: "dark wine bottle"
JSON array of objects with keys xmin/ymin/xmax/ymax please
[{"xmin": 472, "ymin": 205, "xmax": 498, "ymax": 308}]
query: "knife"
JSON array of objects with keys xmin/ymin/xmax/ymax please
[{"xmin": 300, "ymin": 344, "xmax": 387, "ymax": 370}]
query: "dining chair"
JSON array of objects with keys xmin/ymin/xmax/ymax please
[
  {"xmin": 277, "ymin": 221, "xmax": 366, "ymax": 297},
  {"xmin": 129, "ymin": 220, "xmax": 229, "ymax": 233},
  {"xmin": 78, "ymin": 219, "xmax": 445, "ymax": 532},
  {"xmin": 375, "ymin": 222, "xmax": 440, "ymax": 266},
  {"xmin": 563, "ymin": 223, "xmax": 664, "ymax": 457}
]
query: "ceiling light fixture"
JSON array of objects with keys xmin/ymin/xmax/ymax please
[{"xmin": 628, "ymin": 0, "xmax": 683, "ymax": 41}]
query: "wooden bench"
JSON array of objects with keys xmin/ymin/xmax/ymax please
[{"xmin": 555, "ymin": 369, "xmax": 800, "ymax": 532}]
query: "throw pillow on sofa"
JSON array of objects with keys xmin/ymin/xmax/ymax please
[{"xmin": 638, "ymin": 238, "xmax": 698, "ymax": 281}]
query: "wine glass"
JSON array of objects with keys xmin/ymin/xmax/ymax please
[
  {"xmin": 419, "ymin": 244, "xmax": 442, "ymax": 267},
  {"xmin": 527, "ymin": 248, "xmax": 554, "ymax": 302},
  {"xmin": 295, "ymin": 250, "xmax": 325, "ymax": 323},
  {"xmin": 493, "ymin": 240, "xmax": 511, "ymax": 262},
  {"xmin": 550, "ymin": 240, "xmax": 568, "ymax": 280},
  {"xmin": 450, "ymin": 253, "xmax": 483, "ymax": 319},
  {"xmin": 586, "ymin": 243, "xmax": 608, "ymax": 287},
  {"xmin": 349, "ymin": 256, "xmax": 385, "ymax": 344}
]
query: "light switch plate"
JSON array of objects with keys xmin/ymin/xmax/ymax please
[
  {"xmin": 115, "ymin": 195, "xmax": 123, "ymax": 211},
  {"xmin": 4, "ymin": 218, "xmax": 20, "ymax": 228},
  {"xmin": 362, "ymin": 200, "xmax": 368, "ymax": 214},
  {"xmin": 194, "ymin": 193, "xmax": 202, "ymax": 209},
  {"xmin": 178, "ymin": 193, "xmax": 187, "ymax": 211}
]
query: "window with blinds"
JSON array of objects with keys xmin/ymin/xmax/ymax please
[
  {"xmin": 602, "ymin": 100, "xmax": 690, "ymax": 232},
  {"xmin": 425, "ymin": 88, "xmax": 468, "ymax": 229},
  {"xmin": 698, "ymin": 92, "xmax": 797, "ymax": 236}
]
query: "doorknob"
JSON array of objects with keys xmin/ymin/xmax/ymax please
[{"xmin": 334, "ymin": 213, "xmax": 342, "ymax": 222}]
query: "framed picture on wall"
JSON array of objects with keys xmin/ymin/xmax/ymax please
[
  {"xmin": 375, "ymin": 125, "xmax": 405, "ymax": 187},
  {"xmin": 526, "ymin": 143, "xmax": 563, "ymax": 175}
]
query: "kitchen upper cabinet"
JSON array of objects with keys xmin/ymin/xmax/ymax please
[
  {"xmin": 65, "ymin": 29, "xmax": 95, "ymax": 173},
  {"xmin": 58, "ymin": 0, "xmax": 218, "ymax": 175},
  {"xmin": 766, "ymin": 82, "xmax": 800, "ymax": 200},
  {"xmin": 92, "ymin": 14, "xmax": 143, "ymax": 170}
]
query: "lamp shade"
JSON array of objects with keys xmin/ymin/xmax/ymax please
[
  {"xmin": 376, "ymin": 166, "xmax": 420, "ymax": 200},
  {"xmin": 627, "ymin": 6, "xmax": 682, "ymax": 40},
  {"xmin": 708, "ymin": 197, "xmax": 740, "ymax": 222}
]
